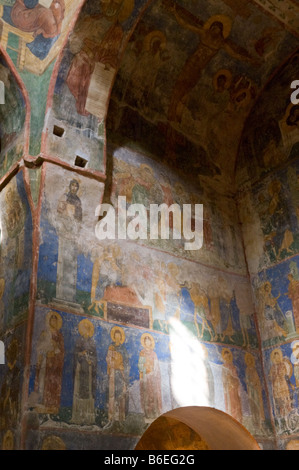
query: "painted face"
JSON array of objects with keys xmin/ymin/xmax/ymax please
[
  {"xmin": 49, "ymin": 315, "xmax": 58, "ymax": 329},
  {"xmin": 114, "ymin": 331, "xmax": 122, "ymax": 345},
  {"xmin": 70, "ymin": 182, "xmax": 79, "ymax": 194},
  {"xmin": 209, "ymin": 22, "xmax": 223, "ymax": 39},
  {"xmin": 101, "ymin": 0, "xmax": 124, "ymax": 19},
  {"xmin": 217, "ymin": 75, "xmax": 227, "ymax": 91},
  {"xmin": 273, "ymin": 352, "xmax": 281, "ymax": 363}
]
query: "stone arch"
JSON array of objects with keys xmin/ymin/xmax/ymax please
[{"xmin": 135, "ymin": 406, "xmax": 261, "ymax": 450}]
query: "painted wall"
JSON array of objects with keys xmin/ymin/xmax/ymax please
[
  {"xmin": 1, "ymin": 0, "xmax": 298, "ymax": 451},
  {"xmin": 236, "ymin": 51, "xmax": 299, "ymax": 450},
  {"xmin": 26, "ymin": 143, "xmax": 272, "ymax": 449},
  {"xmin": 0, "ymin": 169, "xmax": 33, "ymax": 450}
]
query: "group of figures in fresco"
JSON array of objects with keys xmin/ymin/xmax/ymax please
[
  {"xmin": 29, "ymin": 314, "xmax": 162, "ymax": 427},
  {"xmin": 11, "ymin": 310, "xmax": 267, "ymax": 432},
  {"xmin": 0, "ymin": 317, "xmax": 273, "ymax": 449}
]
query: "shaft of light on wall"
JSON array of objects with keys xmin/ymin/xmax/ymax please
[{"xmin": 169, "ymin": 318, "xmax": 211, "ymax": 408}]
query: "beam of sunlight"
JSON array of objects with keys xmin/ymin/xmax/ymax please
[{"xmin": 169, "ymin": 318, "xmax": 212, "ymax": 407}]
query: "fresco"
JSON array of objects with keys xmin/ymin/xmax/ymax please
[
  {"xmin": 263, "ymin": 340, "xmax": 299, "ymax": 438},
  {"xmin": 36, "ymin": 161, "xmax": 258, "ymax": 349},
  {"xmin": 251, "ymin": 255, "xmax": 299, "ymax": 348},
  {"xmin": 0, "ymin": 54, "xmax": 26, "ymax": 179},
  {"xmin": 0, "ymin": 170, "xmax": 32, "ymax": 330},
  {"xmin": 23, "ymin": 305, "xmax": 271, "ymax": 448},
  {"xmin": 107, "ymin": 0, "xmax": 299, "ymax": 189},
  {"xmin": 0, "ymin": 323, "xmax": 26, "ymax": 450},
  {"xmin": 238, "ymin": 160, "xmax": 299, "ymax": 275},
  {"xmin": 109, "ymin": 148, "xmax": 246, "ymax": 274},
  {"xmin": 37, "ymin": 164, "xmax": 105, "ymax": 313},
  {"xmin": 235, "ymin": 50, "xmax": 299, "ymax": 444},
  {"xmin": 45, "ymin": 0, "xmax": 154, "ymax": 172},
  {"xmin": 237, "ymin": 51, "xmax": 299, "ymax": 187},
  {"xmin": 0, "ymin": 0, "xmax": 82, "ymax": 74},
  {"xmin": 0, "ymin": 0, "xmax": 298, "ymax": 451},
  {"xmin": 28, "ymin": 156, "xmax": 274, "ymax": 447}
]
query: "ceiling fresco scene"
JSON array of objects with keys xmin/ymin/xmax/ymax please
[{"xmin": 107, "ymin": 0, "xmax": 299, "ymax": 192}]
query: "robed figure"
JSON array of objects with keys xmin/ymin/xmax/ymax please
[{"xmin": 71, "ymin": 319, "xmax": 97, "ymax": 425}]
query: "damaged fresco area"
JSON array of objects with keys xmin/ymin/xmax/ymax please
[
  {"xmin": 0, "ymin": 53, "xmax": 26, "ymax": 179},
  {"xmin": 0, "ymin": 170, "xmax": 32, "ymax": 330},
  {"xmin": 0, "ymin": 323, "xmax": 27, "ymax": 450}
]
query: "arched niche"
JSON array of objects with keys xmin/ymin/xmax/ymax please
[{"xmin": 135, "ymin": 406, "xmax": 261, "ymax": 450}]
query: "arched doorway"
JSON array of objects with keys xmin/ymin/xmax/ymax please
[{"xmin": 135, "ymin": 406, "xmax": 261, "ymax": 450}]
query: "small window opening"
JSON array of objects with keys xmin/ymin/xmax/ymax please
[
  {"xmin": 53, "ymin": 125, "xmax": 65, "ymax": 137},
  {"xmin": 75, "ymin": 155, "xmax": 88, "ymax": 168}
]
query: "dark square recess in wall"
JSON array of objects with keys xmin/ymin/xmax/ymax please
[
  {"xmin": 53, "ymin": 125, "xmax": 65, "ymax": 137},
  {"xmin": 75, "ymin": 155, "xmax": 88, "ymax": 168}
]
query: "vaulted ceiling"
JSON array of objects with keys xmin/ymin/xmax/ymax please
[
  {"xmin": 0, "ymin": 0, "xmax": 298, "ymax": 194},
  {"xmin": 106, "ymin": 0, "xmax": 299, "ymax": 191}
]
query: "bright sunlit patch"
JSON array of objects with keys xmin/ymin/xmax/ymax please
[{"xmin": 169, "ymin": 318, "xmax": 211, "ymax": 407}]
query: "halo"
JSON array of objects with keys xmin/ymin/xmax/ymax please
[
  {"xmin": 141, "ymin": 333, "xmax": 155, "ymax": 349},
  {"xmin": 291, "ymin": 340, "xmax": 299, "ymax": 351},
  {"xmin": 46, "ymin": 310, "xmax": 63, "ymax": 330},
  {"xmin": 110, "ymin": 325, "xmax": 125, "ymax": 344},
  {"xmin": 213, "ymin": 69, "xmax": 232, "ymax": 91},
  {"xmin": 41, "ymin": 435, "xmax": 66, "ymax": 450},
  {"xmin": 203, "ymin": 15, "xmax": 232, "ymax": 39},
  {"xmin": 78, "ymin": 319, "xmax": 95, "ymax": 338},
  {"xmin": 143, "ymin": 30, "xmax": 166, "ymax": 52}
]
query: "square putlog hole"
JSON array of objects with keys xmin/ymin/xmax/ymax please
[
  {"xmin": 53, "ymin": 125, "xmax": 65, "ymax": 137},
  {"xmin": 75, "ymin": 155, "xmax": 88, "ymax": 168}
]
